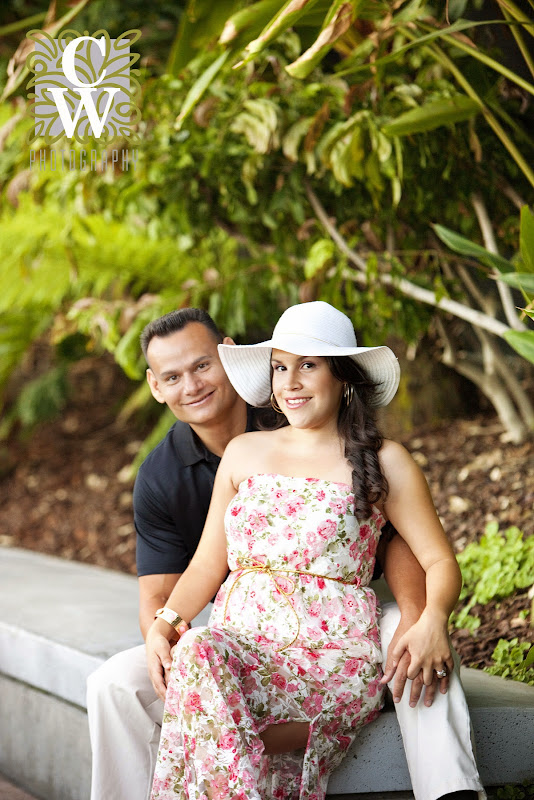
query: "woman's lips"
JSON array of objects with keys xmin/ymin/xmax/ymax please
[{"xmin": 284, "ymin": 397, "xmax": 310, "ymax": 409}]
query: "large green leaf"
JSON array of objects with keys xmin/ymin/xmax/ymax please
[
  {"xmin": 503, "ymin": 330, "xmax": 534, "ymax": 365},
  {"xmin": 304, "ymin": 238, "xmax": 335, "ymax": 278},
  {"xmin": 219, "ymin": 0, "xmax": 285, "ymax": 45},
  {"xmin": 497, "ymin": 273, "xmax": 534, "ymax": 293},
  {"xmin": 520, "ymin": 206, "xmax": 534, "ymax": 274},
  {"xmin": 239, "ymin": 0, "xmax": 322, "ymax": 64},
  {"xmin": 175, "ymin": 50, "xmax": 231, "ymax": 130},
  {"xmin": 383, "ymin": 95, "xmax": 480, "ymax": 136},
  {"xmin": 0, "ymin": 12, "xmax": 46, "ymax": 36},
  {"xmin": 286, "ymin": 0, "xmax": 354, "ymax": 79},
  {"xmin": 432, "ymin": 224, "xmax": 514, "ymax": 274},
  {"xmin": 168, "ymin": 0, "xmax": 240, "ymax": 75}
]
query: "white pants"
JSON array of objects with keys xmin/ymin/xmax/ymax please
[
  {"xmin": 380, "ymin": 602, "xmax": 485, "ymax": 800},
  {"xmin": 87, "ymin": 602, "xmax": 485, "ymax": 800}
]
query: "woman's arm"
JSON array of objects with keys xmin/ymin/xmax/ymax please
[
  {"xmin": 380, "ymin": 440, "xmax": 462, "ymax": 685},
  {"xmin": 145, "ymin": 450, "xmax": 237, "ymax": 699},
  {"xmin": 381, "ymin": 536, "xmax": 449, "ymax": 706}
]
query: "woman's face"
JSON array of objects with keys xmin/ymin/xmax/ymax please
[{"xmin": 271, "ymin": 349, "xmax": 343, "ymax": 431}]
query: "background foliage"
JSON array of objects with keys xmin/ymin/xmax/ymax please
[{"xmin": 1, "ymin": 0, "xmax": 533, "ymax": 441}]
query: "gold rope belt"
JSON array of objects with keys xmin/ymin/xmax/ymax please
[{"xmin": 223, "ymin": 558, "xmax": 361, "ymax": 651}]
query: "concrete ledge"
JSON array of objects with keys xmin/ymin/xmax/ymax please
[{"xmin": 1, "ymin": 547, "xmax": 534, "ymax": 800}]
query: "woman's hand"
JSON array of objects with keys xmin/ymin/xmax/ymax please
[
  {"xmin": 385, "ymin": 608, "xmax": 454, "ymax": 686},
  {"xmin": 381, "ymin": 612, "xmax": 449, "ymax": 707},
  {"xmin": 146, "ymin": 619, "xmax": 189, "ymax": 701}
]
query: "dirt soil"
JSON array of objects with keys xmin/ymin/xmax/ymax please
[{"xmin": 1, "ymin": 356, "xmax": 532, "ymax": 670}]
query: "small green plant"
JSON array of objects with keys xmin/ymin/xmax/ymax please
[
  {"xmin": 0, "ymin": 365, "xmax": 69, "ymax": 439},
  {"xmin": 451, "ymin": 522, "xmax": 534, "ymax": 632},
  {"xmin": 485, "ymin": 639, "xmax": 534, "ymax": 686},
  {"xmin": 494, "ymin": 780, "xmax": 534, "ymax": 799}
]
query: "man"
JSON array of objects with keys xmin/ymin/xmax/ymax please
[{"xmin": 87, "ymin": 307, "xmax": 483, "ymax": 800}]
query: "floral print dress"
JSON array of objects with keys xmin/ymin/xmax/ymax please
[{"xmin": 151, "ymin": 474, "xmax": 386, "ymax": 800}]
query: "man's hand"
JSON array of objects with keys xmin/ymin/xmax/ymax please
[
  {"xmin": 146, "ymin": 629, "xmax": 173, "ymax": 701},
  {"xmin": 146, "ymin": 621, "xmax": 188, "ymax": 701},
  {"xmin": 381, "ymin": 614, "xmax": 449, "ymax": 707}
]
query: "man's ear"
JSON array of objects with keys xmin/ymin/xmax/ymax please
[
  {"xmin": 146, "ymin": 368, "xmax": 165, "ymax": 404},
  {"xmin": 222, "ymin": 336, "xmax": 236, "ymax": 346}
]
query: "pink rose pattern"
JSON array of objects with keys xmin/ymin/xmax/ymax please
[{"xmin": 151, "ymin": 474, "xmax": 385, "ymax": 800}]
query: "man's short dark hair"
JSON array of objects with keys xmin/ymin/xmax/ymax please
[{"xmin": 140, "ymin": 308, "xmax": 223, "ymax": 360}]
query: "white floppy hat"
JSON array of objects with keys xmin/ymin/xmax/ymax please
[{"xmin": 218, "ymin": 301, "xmax": 400, "ymax": 408}]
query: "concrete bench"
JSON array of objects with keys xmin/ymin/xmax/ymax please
[{"xmin": 0, "ymin": 547, "xmax": 533, "ymax": 800}]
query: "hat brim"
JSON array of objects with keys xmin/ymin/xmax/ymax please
[{"xmin": 218, "ymin": 337, "xmax": 400, "ymax": 408}]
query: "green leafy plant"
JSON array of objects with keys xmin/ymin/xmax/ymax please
[
  {"xmin": 494, "ymin": 781, "xmax": 534, "ymax": 800},
  {"xmin": 1, "ymin": 1, "xmax": 533, "ymax": 448},
  {"xmin": 0, "ymin": 365, "xmax": 69, "ymax": 438},
  {"xmin": 167, "ymin": 1, "xmax": 534, "ymax": 186},
  {"xmin": 485, "ymin": 639, "xmax": 534, "ymax": 686},
  {"xmin": 452, "ymin": 522, "xmax": 534, "ymax": 632}
]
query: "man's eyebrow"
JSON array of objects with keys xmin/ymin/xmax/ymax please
[{"xmin": 159, "ymin": 355, "xmax": 213, "ymax": 378}]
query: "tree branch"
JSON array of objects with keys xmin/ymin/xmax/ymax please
[
  {"xmin": 457, "ymin": 263, "xmax": 496, "ymax": 317},
  {"xmin": 471, "ymin": 191, "xmax": 526, "ymax": 331},
  {"xmin": 497, "ymin": 180, "xmax": 527, "ymax": 211},
  {"xmin": 305, "ymin": 183, "xmax": 510, "ymax": 339}
]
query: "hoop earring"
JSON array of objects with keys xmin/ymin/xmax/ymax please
[
  {"xmin": 343, "ymin": 383, "xmax": 354, "ymax": 405},
  {"xmin": 270, "ymin": 392, "xmax": 284, "ymax": 414}
]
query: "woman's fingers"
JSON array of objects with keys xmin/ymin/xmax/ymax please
[{"xmin": 389, "ymin": 634, "xmax": 409, "ymax": 667}]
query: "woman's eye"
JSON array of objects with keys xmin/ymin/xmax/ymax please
[{"xmin": 273, "ymin": 365, "xmax": 286, "ymax": 372}]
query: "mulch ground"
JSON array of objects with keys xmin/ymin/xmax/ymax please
[{"xmin": 0, "ymin": 356, "xmax": 532, "ymax": 670}]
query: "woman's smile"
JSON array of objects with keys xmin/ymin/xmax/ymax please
[{"xmin": 284, "ymin": 396, "xmax": 311, "ymax": 409}]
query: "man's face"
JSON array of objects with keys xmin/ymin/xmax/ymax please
[{"xmin": 146, "ymin": 322, "xmax": 239, "ymax": 427}]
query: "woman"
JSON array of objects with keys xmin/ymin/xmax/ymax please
[{"xmin": 146, "ymin": 301, "xmax": 461, "ymax": 800}]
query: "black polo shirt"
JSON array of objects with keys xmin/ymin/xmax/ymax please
[{"xmin": 135, "ymin": 408, "xmax": 257, "ymax": 576}]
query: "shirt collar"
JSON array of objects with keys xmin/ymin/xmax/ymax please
[
  {"xmin": 173, "ymin": 421, "xmax": 219, "ymax": 467},
  {"xmin": 174, "ymin": 406, "xmax": 257, "ymax": 468}
]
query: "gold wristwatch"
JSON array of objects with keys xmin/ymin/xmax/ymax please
[{"xmin": 155, "ymin": 607, "xmax": 185, "ymax": 629}]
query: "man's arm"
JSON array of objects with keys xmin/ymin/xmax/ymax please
[
  {"xmin": 381, "ymin": 533, "xmax": 448, "ymax": 706},
  {"xmin": 138, "ymin": 572, "xmax": 182, "ymax": 640},
  {"xmin": 133, "ymin": 467, "xmax": 192, "ymax": 639}
]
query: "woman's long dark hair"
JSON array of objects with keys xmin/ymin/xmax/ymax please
[
  {"xmin": 326, "ymin": 356, "xmax": 388, "ymax": 519},
  {"xmin": 257, "ymin": 354, "xmax": 388, "ymax": 519}
]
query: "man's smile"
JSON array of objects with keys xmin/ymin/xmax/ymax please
[{"xmin": 184, "ymin": 390, "xmax": 215, "ymax": 407}]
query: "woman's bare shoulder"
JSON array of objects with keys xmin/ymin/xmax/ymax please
[
  {"xmin": 221, "ymin": 430, "xmax": 278, "ymax": 485},
  {"xmin": 224, "ymin": 430, "xmax": 274, "ymax": 456},
  {"xmin": 379, "ymin": 439, "xmax": 416, "ymax": 473}
]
